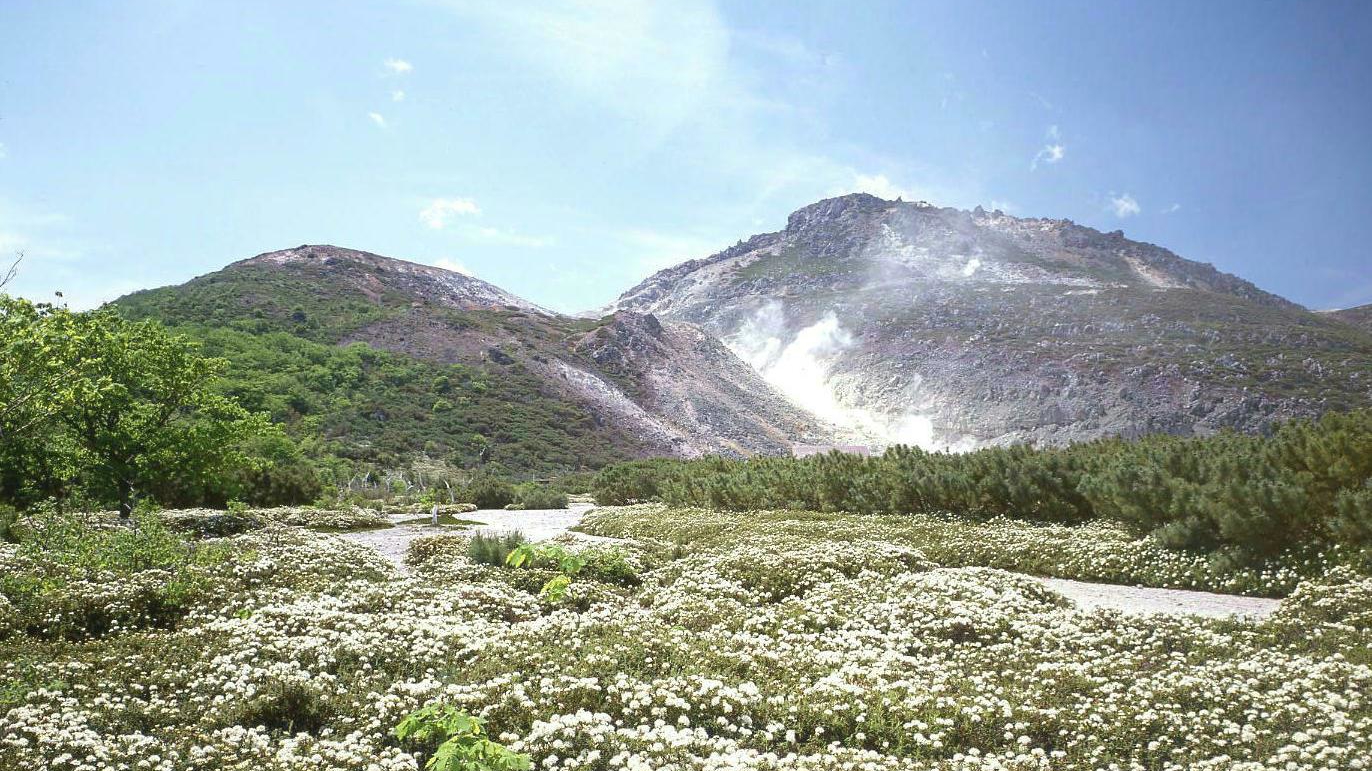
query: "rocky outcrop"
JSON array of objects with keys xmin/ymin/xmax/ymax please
[
  {"xmin": 609, "ymin": 194, "xmax": 1372, "ymax": 450},
  {"xmin": 226, "ymin": 247, "xmax": 838, "ymax": 458}
]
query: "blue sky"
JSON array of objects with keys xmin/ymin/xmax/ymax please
[{"xmin": 1, "ymin": 0, "xmax": 1369, "ymax": 312}]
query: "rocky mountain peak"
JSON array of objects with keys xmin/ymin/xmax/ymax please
[
  {"xmin": 235, "ymin": 244, "xmax": 548, "ymax": 314},
  {"xmin": 606, "ymin": 194, "xmax": 1369, "ymax": 451},
  {"xmin": 784, "ymin": 193, "xmax": 894, "ymax": 232}
]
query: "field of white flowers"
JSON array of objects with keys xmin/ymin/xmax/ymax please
[{"xmin": 2, "ymin": 504, "xmax": 1370, "ymax": 770}]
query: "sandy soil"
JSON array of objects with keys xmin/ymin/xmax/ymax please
[
  {"xmin": 342, "ymin": 506, "xmax": 1282, "ymax": 619},
  {"xmin": 1036, "ymin": 576, "xmax": 1280, "ymax": 619}
]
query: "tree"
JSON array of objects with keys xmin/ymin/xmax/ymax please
[
  {"xmin": 56, "ymin": 310, "xmax": 273, "ymax": 517},
  {"xmin": 0, "ymin": 296, "xmax": 274, "ymax": 516},
  {"xmin": 0, "ymin": 294, "xmax": 91, "ymax": 506}
]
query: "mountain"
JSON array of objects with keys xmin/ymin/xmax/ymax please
[
  {"xmin": 1325, "ymin": 303, "xmax": 1372, "ymax": 333},
  {"xmin": 610, "ymin": 194, "xmax": 1372, "ymax": 449},
  {"xmin": 115, "ymin": 245, "xmax": 832, "ymax": 473}
]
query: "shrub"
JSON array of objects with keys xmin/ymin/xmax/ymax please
[
  {"xmin": 581, "ymin": 546, "xmax": 641, "ymax": 586},
  {"xmin": 511, "ymin": 483, "xmax": 568, "ymax": 510},
  {"xmin": 406, "ymin": 533, "xmax": 469, "ymax": 566},
  {"xmin": 468, "ymin": 531, "xmax": 526, "ymax": 566},
  {"xmin": 0, "ymin": 504, "xmax": 18, "ymax": 544},
  {"xmin": 590, "ymin": 410, "xmax": 1372, "ymax": 563},
  {"xmin": 0, "ymin": 511, "xmax": 237, "ymax": 639},
  {"xmin": 463, "ymin": 477, "xmax": 516, "ymax": 510},
  {"xmin": 394, "ymin": 705, "xmax": 530, "ymax": 771}
]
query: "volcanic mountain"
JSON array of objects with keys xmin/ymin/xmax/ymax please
[
  {"xmin": 115, "ymin": 245, "xmax": 834, "ymax": 471},
  {"xmin": 610, "ymin": 194, "xmax": 1372, "ymax": 449}
]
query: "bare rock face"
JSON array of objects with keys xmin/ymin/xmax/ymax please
[
  {"xmin": 610, "ymin": 194, "xmax": 1372, "ymax": 450},
  {"xmin": 568, "ymin": 312, "xmax": 836, "ymax": 455},
  {"xmin": 239, "ymin": 245, "xmax": 549, "ymax": 314},
  {"xmin": 1325, "ymin": 303, "xmax": 1372, "ymax": 333},
  {"xmin": 216, "ymin": 246, "xmax": 838, "ymax": 458}
]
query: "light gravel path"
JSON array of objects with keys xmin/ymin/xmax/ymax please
[
  {"xmin": 342, "ymin": 506, "xmax": 1281, "ymax": 619},
  {"xmin": 1036, "ymin": 576, "xmax": 1280, "ymax": 620},
  {"xmin": 341, "ymin": 503, "xmax": 606, "ymax": 570}
]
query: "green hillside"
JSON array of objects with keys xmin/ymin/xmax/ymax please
[{"xmin": 113, "ymin": 262, "xmax": 649, "ymax": 478}]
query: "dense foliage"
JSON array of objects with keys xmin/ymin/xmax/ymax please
[
  {"xmin": 593, "ymin": 410, "xmax": 1372, "ymax": 563},
  {"xmin": 114, "ymin": 264, "xmax": 648, "ymax": 476},
  {"xmin": 0, "ymin": 296, "xmax": 292, "ymax": 514},
  {"xmin": 3, "ymin": 505, "xmax": 1369, "ymax": 769}
]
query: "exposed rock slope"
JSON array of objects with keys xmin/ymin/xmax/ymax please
[
  {"xmin": 611, "ymin": 194, "xmax": 1372, "ymax": 449},
  {"xmin": 118, "ymin": 245, "xmax": 834, "ymax": 463},
  {"xmin": 1326, "ymin": 303, "xmax": 1372, "ymax": 334}
]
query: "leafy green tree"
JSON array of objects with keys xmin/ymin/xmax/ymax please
[
  {"xmin": 1, "ymin": 296, "xmax": 275, "ymax": 516},
  {"xmin": 1, "ymin": 296, "xmax": 90, "ymax": 506},
  {"xmin": 55, "ymin": 310, "xmax": 273, "ymax": 517}
]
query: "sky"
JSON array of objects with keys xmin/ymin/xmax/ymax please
[{"xmin": 1, "ymin": 0, "xmax": 1370, "ymax": 313}]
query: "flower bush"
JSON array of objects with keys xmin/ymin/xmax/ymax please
[
  {"xmin": 1, "ymin": 505, "xmax": 1368, "ymax": 770},
  {"xmin": 579, "ymin": 505, "xmax": 1353, "ymax": 597}
]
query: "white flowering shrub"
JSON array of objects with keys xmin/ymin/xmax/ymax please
[
  {"xmin": 1271, "ymin": 566, "xmax": 1372, "ymax": 634},
  {"xmin": 1, "ymin": 505, "xmax": 1369, "ymax": 770},
  {"xmin": 580, "ymin": 505, "xmax": 1344, "ymax": 597}
]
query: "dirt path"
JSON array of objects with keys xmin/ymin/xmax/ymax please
[
  {"xmin": 340, "ymin": 504, "xmax": 604, "ymax": 570},
  {"xmin": 342, "ymin": 506, "xmax": 1281, "ymax": 619},
  {"xmin": 1036, "ymin": 576, "xmax": 1279, "ymax": 619}
]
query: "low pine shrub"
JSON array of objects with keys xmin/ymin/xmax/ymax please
[{"xmin": 468, "ymin": 531, "xmax": 527, "ymax": 566}]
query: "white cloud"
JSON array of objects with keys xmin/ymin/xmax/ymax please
[
  {"xmin": 438, "ymin": 1, "xmax": 730, "ymax": 143},
  {"xmin": 391, "ymin": 89, "xmax": 406, "ymax": 102},
  {"xmin": 1031, "ymin": 125, "xmax": 1066, "ymax": 170},
  {"xmin": 419, "ymin": 197, "xmax": 481, "ymax": 229},
  {"xmin": 431, "ymin": 257, "xmax": 472, "ymax": 275},
  {"xmin": 435, "ymin": 0, "xmax": 881, "ymax": 208},
  {"xmin": 1109, "ymin": 193, "xmax": 1141, "ymax": 218},
  {"xmin": 432, "ymin": 1, "xmax": 992, "ymax": 217},
  {"xmin": 1161, "ymin": 202, "xmax": 1182, "ymax": 214},
  {"xmin": 368, "ymin": 112, "xmax": 388, "ymax": 128},
  {"xmin": 383, "ymin": 58, "xmax": 413, "ymax": 74},
  {"xmin": 843, "ymin": 173, "xmax": 922, "ymax": 202}
]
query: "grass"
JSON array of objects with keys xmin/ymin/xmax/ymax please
[{"xmin": 467, "ymin": 530, "xmax": 527, "ymax": 566}]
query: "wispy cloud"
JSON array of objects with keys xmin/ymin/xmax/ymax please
[
  {"xmin": 420, "ymin": 197, "xmax": 481, "ymax": 229},
  {"xmin": 1108, "ymin": 193, "xmax": 1141, "ymax": 218},
  {"xmin": 383, "ymin": 58, "xmax": 413, "ymax": 74},
  {"xmin": 1161, "ymin": 202, "xmax": 1182, "ymax": 214},
  {"xmin": 436, "ymin": 1, "xmax": 730, "ymax": 143},
  {"xmin": 0, "ymin": 142, "xmax": 7, "ymax": 161},
  {"xmin": 1031, "ymin": 125, "xmax": 1065, "ymax": 170},
  {"xmin": 0, "ymin": 198, "xmax": 131, "ymax": 309},
  {"xmin": 391, "ymin": 90, "xmax": 406, "ymax": 102},
  {"xmin": 434, "ymin": 0, "xmax": 878, "ymax": 208},
  {"xmin": 368, "ymin": 112, "xmax": 388, "ymax": 128},
  {"xmin": 431, "ymin": 257, "xmax": 471, "ymax": 275}
]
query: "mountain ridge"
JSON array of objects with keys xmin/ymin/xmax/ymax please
[
  {"xmin": 114, "ymin": 244, "xmax": 836, "ymax": 472},
  {"xmin": 609, "ymin": 193, "xmax": 1372, "ymax": 450},
  {"xmin": 110, "ymin": 195, "xmax": 1372, "ymax": 467}
]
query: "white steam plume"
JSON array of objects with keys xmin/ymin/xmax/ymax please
[{"xmin": 726, "ymin": 301, "xmax": 945, "ymax": 450}]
